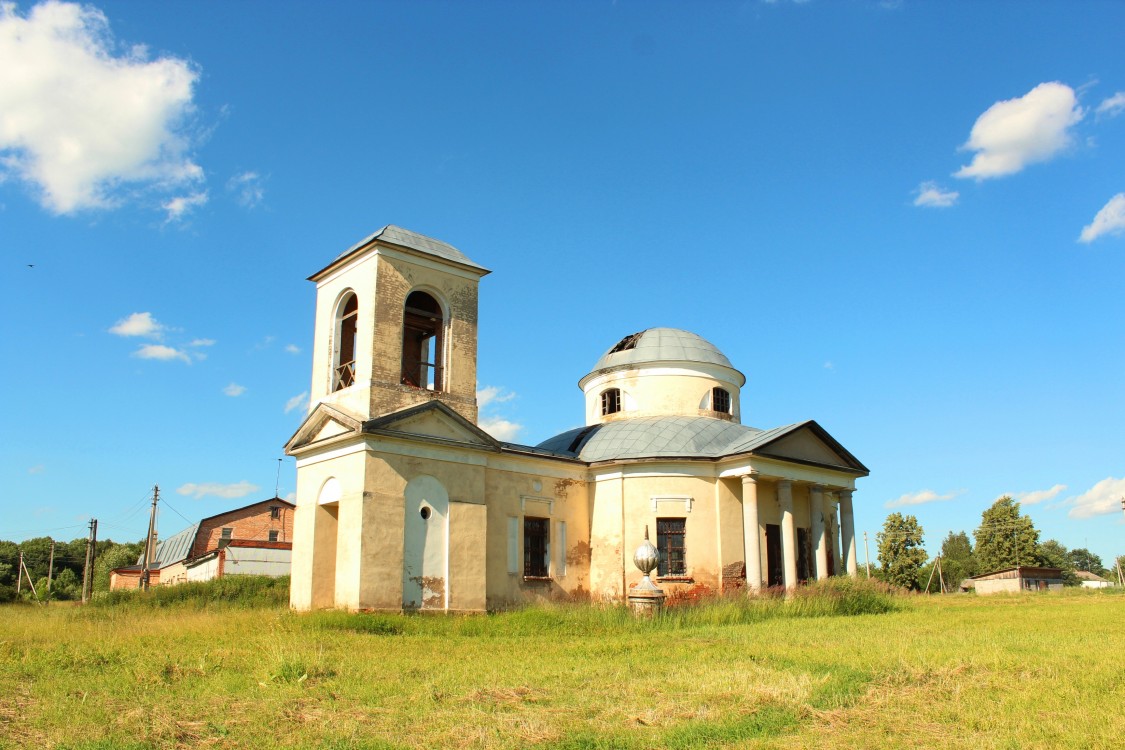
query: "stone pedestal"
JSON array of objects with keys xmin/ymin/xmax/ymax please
[{"xmin": 628, "ymin": 577, "xmax": 665, "ymax": 616}]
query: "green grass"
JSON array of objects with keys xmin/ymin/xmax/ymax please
[{"xmin": 1, "ymin": 580, "xmax": 1122, "ymax": 749}]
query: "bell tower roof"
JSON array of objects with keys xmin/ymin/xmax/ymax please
[{"xmin": 310, "ymin": 225, "xmax": 490, "ymax": 281}]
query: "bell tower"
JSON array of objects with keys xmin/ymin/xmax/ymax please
[{"xmin": 305, "ymin": 225, "xmax": 489, "ymax": 423}]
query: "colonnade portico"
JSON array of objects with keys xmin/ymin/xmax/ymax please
[{"xmin": 740, "ymin": 472, "xmax": 858, "ymax": 591}]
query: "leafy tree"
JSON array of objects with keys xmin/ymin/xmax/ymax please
[
  {"xmin": 877, "ymin": 513, "xmax": 927, "ymax": 590},
  {"xmin": 939, "ymin": 531, "xmax": 977, "ymax": 589},
  {"xmin": 1066, "ymin": 548, "xmax": 1106, "ymax": 576},
  {"xmin": 93, "ymin": 542, "xmax": 145, "ymax": 593},
  {"xmin": 974, "ymin": 496, "xmax": 1040, "ymax": 573},
  {"xmin": 1037, "ymin": 539, "xmax": 1080, "ymax": 586}
]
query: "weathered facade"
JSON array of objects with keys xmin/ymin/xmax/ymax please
[
  {"xmin": 969, "ymin": 566, "xmax": 1065, "ymax": 594},
  {"xmin": 286, "ymin": 226, "xmax": 869, "ymax": 612},
  {"xmin": 110, "ymin": 497, "xmax": 295, "ymax": 590}
]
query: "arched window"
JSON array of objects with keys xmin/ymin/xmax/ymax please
[
  {"xmin": 712, "ymin": 387, "xmax": 731, "ymax": 414},
  {"xmin": 402, "ymin": 291, "xmax": 444, "ymax": 391},
  {"xmin": 334, "ymin": 293, "xmax": 358, "ymax": 391},
  {"xmin": 600, "ymin": 388, "xmax": 622, "ymax": 416}
]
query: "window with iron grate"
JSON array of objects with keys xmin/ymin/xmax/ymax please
[{"xmin": 657, "ymin": 518, "xmax": 686, "ymax": 577}]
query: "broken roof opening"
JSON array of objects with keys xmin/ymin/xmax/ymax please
[{"xmin": 608, "ymin": 331, "xmax": 645, "ymax": 354}]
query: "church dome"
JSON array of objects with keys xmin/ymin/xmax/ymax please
[{"xmin": 581, "ymin": 328, "xmax": 745, "ymax": 388}]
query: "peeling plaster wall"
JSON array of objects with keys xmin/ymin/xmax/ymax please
[
  {"xmin": 483, "ymin": 463, "xmax": 591, "ymax": 609},
  {"xmin": 372, "ymin": 254, "xmax": 480, "ymax": 423}
]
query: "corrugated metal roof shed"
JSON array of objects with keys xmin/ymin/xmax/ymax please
[{"xmin": 138, "ymin": 523, "xmax": 198, "ymax": 568}]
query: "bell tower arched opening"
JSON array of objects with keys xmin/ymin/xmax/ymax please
[
  {"xmin": 401, "ymin": 290, "xmax": 445, "ymax": 391},
  {"xmin": 333, "ymin": 292, "xmax": 358, "ymax": 391}
]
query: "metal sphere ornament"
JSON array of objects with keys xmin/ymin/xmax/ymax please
[{"xmin": 634, "ymin": 526, "xmax": 660, "ymax": 577}]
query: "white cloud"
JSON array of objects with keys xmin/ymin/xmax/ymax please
[
  {"xmin": 162, "ymin": 190, "xmax": 207, "ymax": 223},
  {"xmin": 1095, "ymin": 92, "xmax": 1125, "ymax": 119},
  {"xmin": 885, "ymin": 489, "xmax": 963, "ymax": 508},
  {"xmin": 284, "ymin": 391, "xmax": 308, "ymax": 414},
  {"xmin": 1009, "ymin": 484, "xmax": 1066, "ymax": 505},
  {"xmin": 223, "ymin": 382, "xmax": 246, "ymax": 397},
  {"xmin": 477, "ymin": 385, "xmax": 516, "ymax": 410},
  {"xmin": 109, "ymin": 311, "xmax": 164, "ymax": 338},
  {"xmin": 284, "ymin": 344, "xmax": 300, "ymax": 354},
  {"xmin": 0, "ymin": 1, "xmax": 202, "ymax": 214},
  {"xmin": 284, "ymin": 492, "xmax": 295, "ymax": 503},
  {"xmin": 176, "ymin": 480, "xmax": 259, "ymax": 500},
  {"xmin": 1066, "ymin": 477, "xmax": 1125, "ymax": 519},
  {"xmin": 1078, "ymin": 193, "xmax": 1125, "ymax": 244},
  {"xmin": 28, "ymin": 464, "xmax": 45, "ymax": 474},
  {"xmin": 913, "ymin": 181, "xmax": 959, "ymax": 208},
  {"xmin": 955, "ymin": 82, "xmax": 1084, "ymax": 180},
  {"xmin": 823, "ymin": 361, "xmax": 834, "ymax": 370},
  {"xmin": 133, "ymin": 343, "xmax": 190, "ymax": 364},
  {"xmin": 479, "ymin": 416, "xmax": 522, "ymax": 442},
  {"xmin": 188, "ymin": 338, "xmax": 215, "ymax": 347},
  {"xmin": 227, "ymin": 171, "xmax": 264, "ymax": 208}
]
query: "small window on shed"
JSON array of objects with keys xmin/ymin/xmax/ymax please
[
  {"xmin": 270, "ymin": 506, "xmax": 280, "ymax": 520},
  {"xmin": 712, "ymin": 387, "xmax": 731, "ymax": 414},
  {"xmin": 268, "ymin": 530, "xmax": 279, "ymax": 542},
  {"xmin": 600, "ymin": 388, "xmax": 622, "ymax": 416},
  {"xmin": 220, "ymin": 527, "xmax": 232, "ymax": 539}
]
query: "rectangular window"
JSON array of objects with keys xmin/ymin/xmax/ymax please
[
  {"xmin": 270, "ymin": 506, "xmax": 280, "ymax": 520},
  {"xmin": 220, "ymin": 527, "xmax": 232, "ymax": 539},
  {"xmin": 268, "ymin": 530, "xmax": 279, "ymax": 542},
  {"xmin": 524, "ymin": 517, "xmax": 550, "ymax": 578},
  {"xmin": 657, "ymin": 518, "xmax": 686, "ymax": 577}
]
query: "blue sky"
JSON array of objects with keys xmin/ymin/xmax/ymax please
[{"xmin": 2, "ymin": 1, "xmax": 1123, "ymax": 567}]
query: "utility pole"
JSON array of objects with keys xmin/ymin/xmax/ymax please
[
  {"xmin": 141, "ymin": 485, "xmax": 159, "ymax": 591},
  {"xmin": 46, "ymin": 540, "xmax": 55, "ymax": 602},
  {"xmin": 82, "ymin": 518, "xmax": 97, "ymax": 603},
  {"xmin": 18, "ymin": 553, "xmax": 41, "ymax": 604},
  {"xmin": 16, "ymin": 552, "xmax": 22, "ymax": 596},
  {"xmin": 863, "ymin": 531, "xmax": 872, "ymax": 578}
]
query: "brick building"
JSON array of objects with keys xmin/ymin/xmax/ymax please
[{"xmin": 110, "ymin": 497, "xmax": 295, "ymax": 590}]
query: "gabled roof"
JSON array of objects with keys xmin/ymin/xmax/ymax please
[
  {"xmin": 309, "ymin": 225, "xmax": 490, "ymax": 280},
  {"xmin": 362, "ymin": 400, "xmax": 502, "ymax": 451},
  {"xmin": 533, "ymin": 416, "xmax": 867, "ymax": 473},
  {"xmin": 138, "ymin": 523, "xmax": 197, "ymax": 568}
]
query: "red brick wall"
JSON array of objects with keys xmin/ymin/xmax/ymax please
[
  {"xmin": 109, "ymin": 568, "xmax": 161, "ymax": 591},
  {"xmin": 191, "ymin": 500, "xmax": 295, "ymax": 559}
]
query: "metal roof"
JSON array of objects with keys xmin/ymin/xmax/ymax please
[
  {"xmin": 586, "ymin": 328, "xmax": 745, "ymax": 385},
  {"xmin": 333, "ymin": 225, "xmax": 489, "ymax": 273},
  {"xmin": 536, "ymin": 416, "xmax": 804, "ymax": 462},
  {"xmin": 138, "ymin": 523, "xmax": 198, "ymax": 568}
]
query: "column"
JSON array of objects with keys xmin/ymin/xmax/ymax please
[
  {"xmin": 839, "ymin": 489, "xmax": 857, "ymax": 576},
  {"xmin": 810, "ymin": 484, "xmax": 828, "ymax": 580},
  {"xmin": 778, "ymin": 479, "xmax": 797, "ymax": 590},
  {"xmin": 741, "ymin": 473, "xmax": 762, "ymax": 593}
]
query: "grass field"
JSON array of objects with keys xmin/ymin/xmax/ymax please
[{"xmin": 1, "ymin": 581, "xmax": 1121, "ymax": 749}]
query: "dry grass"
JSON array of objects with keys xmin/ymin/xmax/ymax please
[{"xmin": 1, "ymin": 587, "xmax": 1121, "ymax": 749}]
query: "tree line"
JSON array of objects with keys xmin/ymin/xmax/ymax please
[
  {"xmin": 0, "ymin": 536, "xmax": 145, "ymax": 602},
  {"xmin": 876, "ymin": 495, "xmax": 1120, "ymax": 591}
]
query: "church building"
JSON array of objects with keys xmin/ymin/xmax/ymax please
[{"xmin": 286, "ymin": 226, "xmax": 868, "ymax": 612}]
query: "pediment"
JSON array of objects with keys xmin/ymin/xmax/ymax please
[
  {"xmin": 285, "ymin": 403, "xmax": 364, "ymax": 454},
  {"xmin": 753, "ymin": 421, "xmax": 868, "ymax": 474},
  {"xmin": 363, "ymin": 401, "xmax": 501, "ymax": 451}
]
